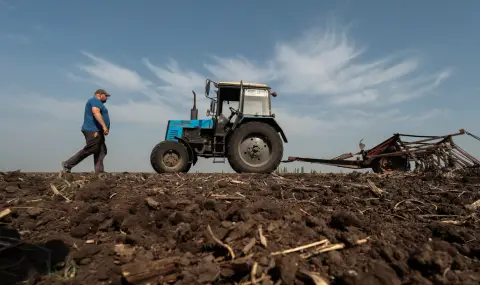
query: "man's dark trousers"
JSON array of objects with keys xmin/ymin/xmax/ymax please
[{"xmin": 64, "ymin": 130, "xmax": 107, "ymax": 173}]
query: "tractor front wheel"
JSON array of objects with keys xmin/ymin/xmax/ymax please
[
  {"xmin": 150, "ymin": 141, "xmax": 191, "ymax": 173},
  {"xmin": 227, "ymin": 122, "xmax": 283, "ymax": 173}
]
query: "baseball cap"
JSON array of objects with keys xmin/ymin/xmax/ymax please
[{"xmin": 95, "ymin": 89, "xmax": 111, "ymax": 97}]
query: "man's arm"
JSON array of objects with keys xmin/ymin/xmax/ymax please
[{"xmin": 92, "ymin": 106, "xmax": 109, "ymax": 133}]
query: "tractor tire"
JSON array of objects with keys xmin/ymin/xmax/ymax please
[
  {"xmin": 226, "ymin": 121, "xmax": 283, "ymax": 173},
  {"xmin": 371, "ymin": 156, "xmax": 408, "ymax": 174},
  {"xmin": 150, "ymin": 141, "xmax": 191, "ymax": 173}
]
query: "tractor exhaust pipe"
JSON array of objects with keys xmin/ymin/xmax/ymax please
[{"xmin": 191, "ymin": 90, "xmax": 198, "ymax": 120}]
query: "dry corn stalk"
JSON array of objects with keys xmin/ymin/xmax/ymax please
[{"xmin": 366, "ymin": 179, "xmax": 386, "ymax": 196}]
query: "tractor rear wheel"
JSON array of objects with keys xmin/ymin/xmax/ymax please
[
  {"xmin": 150, "ymin": 141, "xmax": 191, "ymax": 173},
  {"xmin": 226, "ymin": 121, "xmax": 283, "ymax": 173}
]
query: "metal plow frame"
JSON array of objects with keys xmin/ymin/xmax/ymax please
[{"xmin": 283, "ymin": 129, "xmax": 480, "ymax": 174}]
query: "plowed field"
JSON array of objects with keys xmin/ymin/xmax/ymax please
[{"xmin": 1, "ymin": 170, "xmax": 479, "ymax": 285}]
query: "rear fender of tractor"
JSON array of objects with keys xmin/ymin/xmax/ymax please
[
  {"xmin": 238, "ymin": 117, "xmax": 288, "ymax": 143},
  {"xmin": 174, "ymin": 136, "xmax": 198, "ymax": 165}
]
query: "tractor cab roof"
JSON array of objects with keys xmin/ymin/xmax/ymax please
[{"xmin": 217, "ymin": 81, "xmax": 270, "ymax": 89}]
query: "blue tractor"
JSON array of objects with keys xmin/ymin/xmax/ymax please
[{"xmin": 150, "ymin": 79, "xmax": 288, "ymax": 173}]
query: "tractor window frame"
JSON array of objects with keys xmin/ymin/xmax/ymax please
[{"xmin": 215, "ymin": 86, "xmax": 241, "ymax": 116}]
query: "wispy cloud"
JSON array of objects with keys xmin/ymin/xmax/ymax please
[
  {"xmin": 69, "ymin": 52, "xmax": 207, "ymax": 111},
  {"xmin": 204, "ymin": 55, "xmax": 277, "ymax": 83},
  {"xmin": 24, "ymin": 22, "xmax": 452, "ymax": 139},
  {"xmin": 143, "ymin": 58, "xmax": 206, "ymax": 101},
  {"xmin": 75, "ymin": 52, "xmax": 157, "ymax": 97},
  {"xmin": 202, "ymin": 26, "xmax": 452, "ymax": 108}
]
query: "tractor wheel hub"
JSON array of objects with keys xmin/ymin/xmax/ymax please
[
  {"xmin": 163, "ymin": 151, "xmax": 179, "ymax": 167},
  {"xmin": 239, "ymin": 136, "xmax": 271, "ymax": 167}
]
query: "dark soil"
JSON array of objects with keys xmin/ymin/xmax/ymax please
[{"xmin": 0, "ymin": 170, "xmax": 479, "ymax": 285}]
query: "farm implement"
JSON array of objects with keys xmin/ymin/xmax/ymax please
[{"xmin": 283, "ymin": 129, "xmax": 480, "ymax": 174}]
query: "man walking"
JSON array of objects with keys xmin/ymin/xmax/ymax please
[{"xmin": 62, "ymin": 89, "xmax": 111, "ymax": 173}]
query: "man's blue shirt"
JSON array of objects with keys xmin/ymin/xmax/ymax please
[{"xmin": 81, "ymin": 97, "xmax": 110, "ymax": 132}]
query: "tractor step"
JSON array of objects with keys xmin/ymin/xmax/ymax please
[
  {"xmin": 213, "ymin": 156, "xmax": 226, "ymax": 163},
  {"xmin": 213, "ymin": 136, "xmax": 226, "ymax": 163}
]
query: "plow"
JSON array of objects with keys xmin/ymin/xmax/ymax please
[{"xmin": 283, "ymin": 129, "xmax": 480, "ymax": 174}]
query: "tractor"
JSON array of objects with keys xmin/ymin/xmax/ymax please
[{"xmin": 150, "ymin": 79, "xmax": 288, "ymax": 173}]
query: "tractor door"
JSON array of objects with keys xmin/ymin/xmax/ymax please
[{"xmin": 231, "ymin": 81, "xmax": 244, "ymax": 130}]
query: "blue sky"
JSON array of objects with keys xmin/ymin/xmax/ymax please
[{"xmin": 1, "ymin": 0, "xmax": 479, "ymax": 173}]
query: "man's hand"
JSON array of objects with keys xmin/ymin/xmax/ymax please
[{"xmin": 103, "ymin": 127, "xmax": 109, "ymax": 135}]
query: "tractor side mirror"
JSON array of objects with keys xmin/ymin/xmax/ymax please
[
  {"xmin": 210, "ymin": 100, "xmax": 215, "ymax": 113},
  {"xmin": 206, "ymin": 81, "xmax": 210, "ymax": 96}
]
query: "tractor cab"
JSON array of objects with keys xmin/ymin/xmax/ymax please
[
  {"xmin": 205, "ymin": 80, "xmax": 276, "ymax": 120},
  {"xmin": 204, "ymin": 80, "xmax": 277, "ymax": 136}
]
